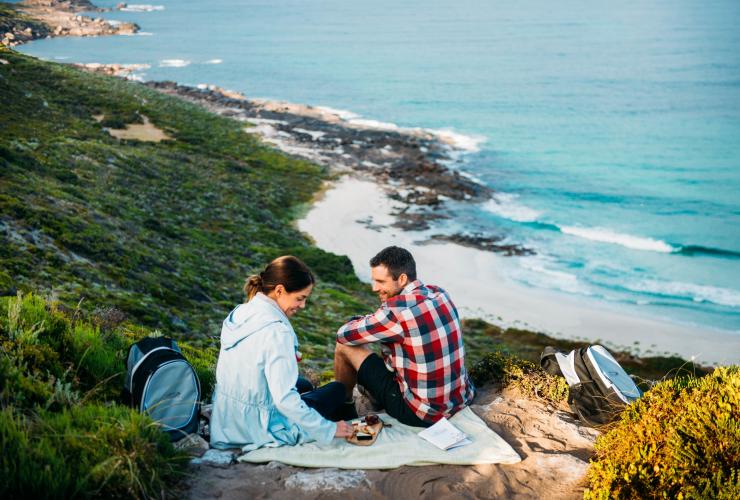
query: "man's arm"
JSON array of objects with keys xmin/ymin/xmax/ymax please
[{"xmin": 336, "ymin": 306, "xmax": 405, "ymax": 345}]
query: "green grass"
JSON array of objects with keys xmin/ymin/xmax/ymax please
[{"xmin": 0, "ymin": 47, "xmax": 377, "ymax": 355}]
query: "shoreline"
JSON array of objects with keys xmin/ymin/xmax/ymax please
[
  {"xmin": 142, "ymin": 80, "xmax": 527, "ymax": 246},
  {"xmin": 82, "ymin": 73, "xmax": 739, "ymax": 366},
  {"xmin": 297, "ymin": 176, "xmax": 740, "ymax": 366}
]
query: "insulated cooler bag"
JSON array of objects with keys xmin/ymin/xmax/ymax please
[
  {"xmin": 541, "ymin": 344, "xmax": 642, "ymax": 426},
  {"xmin": 123, "ymin": 337, "xmax": 201, "ymax": 441}
]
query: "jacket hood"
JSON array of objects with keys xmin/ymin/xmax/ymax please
[{"xmin": 221, "ymin": 293, "xmax": 292, "ymax": 350}]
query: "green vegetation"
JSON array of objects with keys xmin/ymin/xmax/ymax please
[
  {"xmin": 0, "ymin": 47, "xmax": 377, "ymax": 367},
  {"xmin": 0, "ymin": 292, "xmax": 191, "ymax": 498},
  {"xmin": 585, "ymin": 367, "xmax": 740, "ymax": 499}
]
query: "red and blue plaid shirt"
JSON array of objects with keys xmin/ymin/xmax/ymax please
[{"xmin": 336, "ymin": 280, "xmax": 475, "ymax": 423}]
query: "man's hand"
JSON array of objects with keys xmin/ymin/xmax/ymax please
[{"xmin": 334, "ymin": 420, "xmax": 354, "ymax": 438}]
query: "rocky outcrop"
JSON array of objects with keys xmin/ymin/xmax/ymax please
[
  {"xmin": 1, "ymin": 0, "xmax": 138, "ymax": 48},
  {"xmin": 137, "ymin": 81, "xmax": 519, "ymax": 253},
  {"xmin": 73, "ymin": 62, "xmax": 149, "ymax": 79},
  {"xmin": 20, "ymin": 1, "xmax": 102, "ymax": 13},
  {"xmin": 426, "ymin": 233, "xmax": 535, "ymax": 256}
]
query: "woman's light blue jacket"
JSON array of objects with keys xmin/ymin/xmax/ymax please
[{"xmin": 209, "ymin": 293, "xmax": 337, "ymax": 451}]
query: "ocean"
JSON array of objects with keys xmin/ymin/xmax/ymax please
[{"xmin": 15, "ymin": 0, "xmax": 740, "ymax": 333}]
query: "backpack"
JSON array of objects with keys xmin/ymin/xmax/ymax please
[
  {"xmin": 123, "ymin": 337, "xmax": 201, "ymax": 441},
  {"xmin": 540, "ymin": 344, "xmax": 642, "ymax": 427}
]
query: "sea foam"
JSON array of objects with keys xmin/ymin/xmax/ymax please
[
  {"xmin": 120, "ymin": 4, "xmax": 165, "ymax": 12},
  {"xmin": 314, "ymin": 105, "xmax": 360, "ymax": 121},
  {"xmin": 427, "ymin": 128, "xmax": 487, "ymax": 153},
  {"xmin": 512, "ymin": 255, "xmax": 592, "ymax": 296},
  {"xmin": 312, "ymin": 106, "xmax": 485, "ymax": 154},
  {"xmin": 159, "ymin": 59, "xmax": 190, "ymax": 68},
  {"xmin": 560, "ymin": 226, "xmax": 675, "ymax": 253},
  {"xmin": 623, "ymin": 279, "xmax": 740, "ymax": 308},
  {"xmin": 483, "ymin": 193, "xmax": 542, "ymax": 222}
]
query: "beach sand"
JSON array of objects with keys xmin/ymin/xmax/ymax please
[{"xmin": 298, "ymin": 176, "xmax": 740, "ymax": 366}]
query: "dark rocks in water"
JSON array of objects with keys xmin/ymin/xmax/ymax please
[
  {"xmin": 385, "ymin": 160, "xmax": 488, "ymax": 202},
  {"xmin": 391, "ymin": 211, "xmax": 449, "ymax": 231},
  {"xmin": 389, "ymin": 189, "xmax": 441, "ymax": 207},
  {"xmin": 428, "ymin": 233, "xmax": 535, "ymax": 257}
]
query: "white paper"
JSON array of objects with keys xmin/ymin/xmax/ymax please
[{"xmin": 418, "ymin": 417, "xmax": 471, "ymax": 451}]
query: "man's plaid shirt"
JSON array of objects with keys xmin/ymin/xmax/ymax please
[{"xmin": 336, "ymin": 280, "xmax": 475, "ymax": 423}]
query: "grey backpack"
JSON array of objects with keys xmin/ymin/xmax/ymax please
[
  {"xmin": 541, "ymin": 344, "xmax": 642, "ymax": 427},
  {"xmin": 123, "ymin": 337, "xmax": 201, "ymax": 441}
]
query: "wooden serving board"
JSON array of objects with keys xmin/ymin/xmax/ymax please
[{"xmin": 345, "ymin": 420, "xmax": 383, "ymax": 446}]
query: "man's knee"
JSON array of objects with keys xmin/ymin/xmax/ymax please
[{"xmin": 335, "ymin": 342, "xmax": 372, "ymax": 370}]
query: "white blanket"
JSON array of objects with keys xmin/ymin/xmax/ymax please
[{"xmin": 238, "ymin": 407, "xmax": 521, "ymax": 469}]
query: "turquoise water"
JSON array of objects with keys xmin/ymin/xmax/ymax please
[{"xmin": 16, "ymin": 0, "xmax": 740, "ymax": 331}]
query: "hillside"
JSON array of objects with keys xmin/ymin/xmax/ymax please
[
  {"xmin": 1, "ymin": 46, "xmax": 382, "ymax": 370},
  {"xmin": 2, "ymin": 24, "xmax": 736, "ymax": 498}
]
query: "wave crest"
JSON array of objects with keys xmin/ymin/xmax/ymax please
[
  {"xmin": 120, "ymin": 4, "xmax": 165, "ymax": 12},
  {"xmin": 483, "ymin": 193, "xmax": 542, "ymax": 222},
  {"xmin": 624, "ymin": 279, "xmax": 740, "ymax": 308},
  {"xmin": 159, "ymin": 59, "xmax": 190, "ymax": 68},
  {"xmin": 560, "ymin": 226, "xmax": 675, "ymax": 253}
]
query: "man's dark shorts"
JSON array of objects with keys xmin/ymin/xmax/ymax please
[{"xmin": 357, "ymin": 353, "xmax": 431, "ymax": 428}]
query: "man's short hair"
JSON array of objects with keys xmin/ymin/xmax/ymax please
[{"xmin": 370, "ymin": 246, "xmax": 417, "ymax": 281}]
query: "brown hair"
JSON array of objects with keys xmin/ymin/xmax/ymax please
[
  {"xmin": 244, "ymin": 255, "xmax": 315, "ymax": 301},
  {"xmin": 369, "ymin": 246, "xmax": 417, "ymax": 281}
]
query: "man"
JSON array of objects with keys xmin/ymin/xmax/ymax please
[{"xmin": 334, "ymin": 246, "xmax": 475, "ymax": 427}]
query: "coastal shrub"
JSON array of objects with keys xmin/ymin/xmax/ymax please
[
  {"xmin": 584, "ymin": 366, "xmax": 740, "ymax": 499},
  {"xmin": 0, "ymin": 353, "xmax": 55, "ymax": 408},
  {"xmin": 0, "ymin": 292, "xmax": 198, "ymax": 497},
  {"xmin": 0, "ymin": 404, "xmax": 187, "ymax": 499},
  {"xmin": 470, "ymin": 351, "xmax": 568, "ymax": 404}
]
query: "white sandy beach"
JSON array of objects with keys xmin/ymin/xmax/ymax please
[{"xmin": 298, "ymin": 176, "xmax": 740, "ymax": 366}]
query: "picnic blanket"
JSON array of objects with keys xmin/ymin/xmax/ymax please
[{"xmin": 238, "ymin": 407, "xmax": 521, "ymax": 469}]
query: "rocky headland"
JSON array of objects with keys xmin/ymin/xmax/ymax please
[
  {"xmin": 2, "ymin": 0, "xmax": 532, "ymax": 257},
  {"xmin": 0, "ymin": 0, "xmax": 137, "ymax": 48}
]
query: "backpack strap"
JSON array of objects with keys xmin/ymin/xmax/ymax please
[{"xmin": 540, "ymin": 347, "xmax": 582, "ymax": 386}]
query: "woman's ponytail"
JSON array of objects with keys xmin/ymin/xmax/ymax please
[
  {"xmin": 244, "ymin": 274, "xmax": 263, "ymax": 301},
  {"xmin": 243, "ymin": 256, "xmax": 314, "ymax": 302}
]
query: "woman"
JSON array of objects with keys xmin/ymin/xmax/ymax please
[{"xmin": 210, "ymin": 255, "xmax": 353, "ymax": 451}]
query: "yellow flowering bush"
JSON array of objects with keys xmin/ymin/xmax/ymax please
[{"xmin": 585, "ymin": 366, "xmax": 739, "ymax": 499}]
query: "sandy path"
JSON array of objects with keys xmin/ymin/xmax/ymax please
[{"xmin": 185, "ymin": 387, "xmax": 598, "ymax": 499}]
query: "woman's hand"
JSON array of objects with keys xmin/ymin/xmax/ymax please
[{"xmin": 334, "ymin": 420, "xmax": 354, "ymax": 438}]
